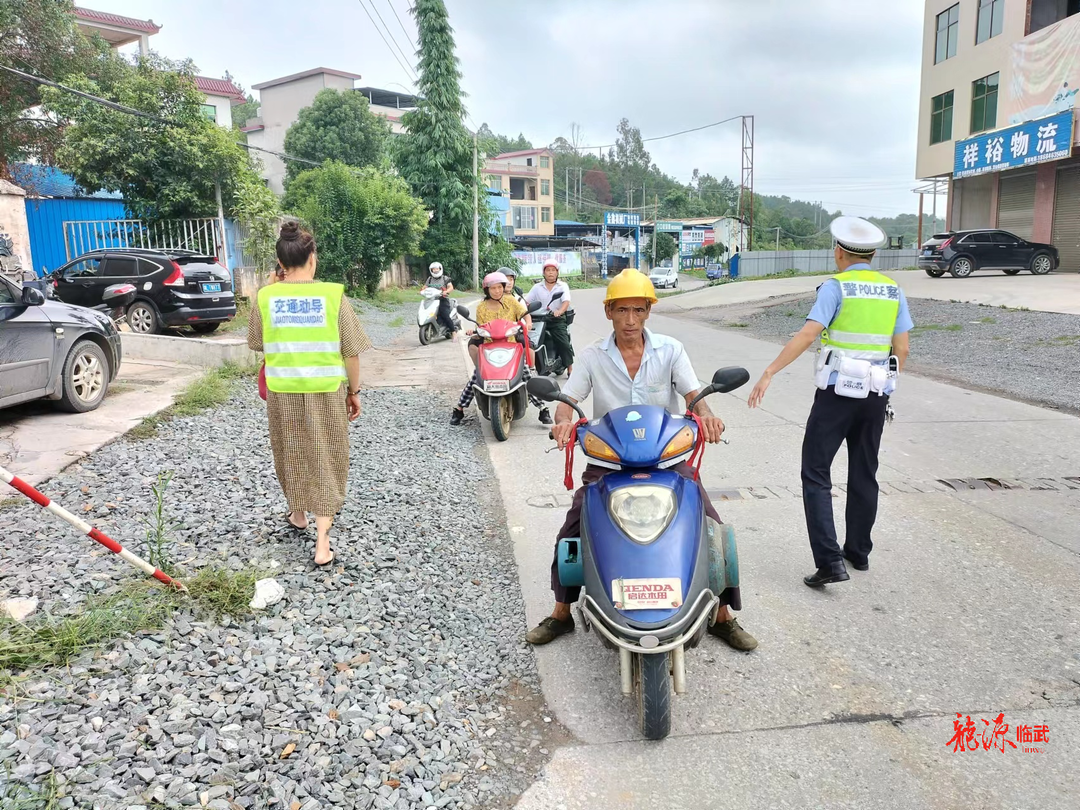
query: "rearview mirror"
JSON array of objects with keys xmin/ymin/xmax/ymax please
[
  {"xmin": 22, "ymin": 286, "xmax": 46, "ymax": 306},
  {"xmin": 550, "ymin": 290, "xmax": 563, "ymax": 302},
  {"xmin": 526, "ymin": 376, "xmax": 561, "ymax": 402},
  {"xmin": 711, "ymin": 366, "xmax": 750, "ymax": 394},
  {"xmin": 527, "ymin": 300, "xmax": 542, "ymax": 314},
  {"xmin": 456, "ymin": 304, "xmax": 471, "ymax": 319}
]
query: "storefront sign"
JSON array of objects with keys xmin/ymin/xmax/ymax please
[
  {"xmin": 511, "ymin": 250, "xmax": 583, "ymax": 278},
  {"xmin": 953, "ymin": 111, "xmax": 1074, "ymax": 178},
  {"xmin": 605, "ymin": 211, "xmax": 641, "ymax": 227},
  {"xmin": 655, "ymin": 221, "xmax": 682, "ymax": 233}
]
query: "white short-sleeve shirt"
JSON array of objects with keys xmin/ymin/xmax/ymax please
[
  {"xmin": 525, "ymin": 280, "xmax": 572, "ymax": 313},
  {"xmin": 562, "ymin": 328, "xmax": 701, "ymax": 419}
]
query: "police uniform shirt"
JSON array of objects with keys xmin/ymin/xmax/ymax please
[{"xmin": 806, "ymin": 263, "xmax": 914, "ymax": 385}]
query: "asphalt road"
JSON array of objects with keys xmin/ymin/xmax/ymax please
[{"xmin": 468, "ymin": 284, "xmax": 1080, "ymax": 809}]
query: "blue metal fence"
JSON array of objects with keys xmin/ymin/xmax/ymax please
[{"xmin": 23, "ymin": 197, "xmax": 126, "ymax": 276}]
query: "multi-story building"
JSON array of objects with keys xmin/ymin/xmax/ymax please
[
  {"xmin": 241, "ymin": 68, "xmax": 418, "ymax": 194},
  {"xmin": 483, "ymin": 149, "xmax": 555, "ymax": 237},
  {"xmin": 916, "ymin": 0, "xmax": 1080, "ymax": 270}
]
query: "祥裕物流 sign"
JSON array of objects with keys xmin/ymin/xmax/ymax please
[{"xmin": 954, "ymin": 110, "xmax": 1074, "ymax": 178}]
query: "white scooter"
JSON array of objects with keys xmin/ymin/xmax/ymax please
[{"xmin": 417, "ymin": 287, "xmax": 460, "ymax": 345}]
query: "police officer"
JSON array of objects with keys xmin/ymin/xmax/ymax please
[{"xmin": 747, "ymin": 217, "xmax": 913, "ymax": 587}]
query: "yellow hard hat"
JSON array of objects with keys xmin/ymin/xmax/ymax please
[{"xmin": 604, "ymin": 268, "xmax": 658, "ymax": 304}]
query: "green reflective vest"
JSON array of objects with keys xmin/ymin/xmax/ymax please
[
  {"xmin": 820, "ymin": 270, "xmax": 901, "ymax": 361},
  {"xmin": 257, "ymin": 281, "xmax": 346, "ymax": 393}
]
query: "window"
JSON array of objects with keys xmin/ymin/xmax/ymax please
[
  {"xmin": 63, "ymin": 257, "xmax": 102, "ymax": 279},
  {"xmin": 541, "ymin": 206, "xmax": 551, "ymax": 223},
  {"xmin": 488, "ymin": 175, "xmax": 503, "ymax": 191},
  {"xmin": 103, "ymin": 257, "xmax": 138, "ymax": 278},
  {"xmin": 539, "ymin": 156, "xmax": 549, "ymax": 169},
  {"xmin": 976, "ymin": 0, "xmax": 1004, "ymax": 43},
  {"xmin": 935, "ymin": 4, "xmax": 959, "ymax": 63},
  {"xmin": 526, "ymin": 158, "xmax": 533, "ymax": 167},
  {"xmin": 138, "ymin": 259, "xmax": 162, "ymax": 276},
  {"xmin": 1029, "ymin": 0, "xmax": 1080, "ymax": 35},
  {"xmin": 930, "ymin": 90, "xmax": 954, "ymax": 144},
  {"xmin": 513, "ymin": 206, "xmax": 537, "ymax": 230},
  {"xmin": 991, "ymin": 232, "xmax": 1018, "ymax": 245},
  {"xmin": 963, "ymin": 232, "xmax": 992, "ymax": 244},
  {"xmin": 541, "ymin": 179, "xmax": 550, "ymax": 196},
  {"xmin": 199, "ymin": 103, "xmax": 217, "ymax": 123},
  {"xmin": 971, "ymin": 72, "xmax": 999, "ymax": 133}
]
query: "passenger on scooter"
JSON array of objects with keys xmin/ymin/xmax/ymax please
[
  {"xmin": 524, "ymin": 268, "xmax": 758, "ymax": 651},
  {"xmin": 450, "ymin": 272, "xmax": 553, "ymax": 427},
  {"xmin": 502, "ymin": 267, "xmax": 527, "ymax": 306},
  {"xmin": 524, "ymin": 260, "xmax": 574, "ymax": 376},
  {"xmin": 424, "ymin": 261, "xmax": 459, "ymax": 343}
]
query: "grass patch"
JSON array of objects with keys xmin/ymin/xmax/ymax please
[
  {"xmin": 128, "ymin": 363, "xmax": 255, "ymax": 440},
  {"xmin": 564, "ymin": 275, "xmax": 607, "ymax": 290},
  {"xmin": 388, "ymin": 315, "xmax": 405, "ymax": 328},
  {"xmin": 2, "ymin": 769, "xmax": 60, "ymax": 809},
  {"xmin": 0, "ymin": 566, "xmax": 261, "ymax": 678},
  {"xmin": 912, "ymin": 323, "xmax": 963, "ymax": 335},
  {"xmin": 0, "ymin": 497, "xmax": 22, "ymax": 513},
  {"xmin": 223, "ymin": 296, "xmax": 252, "ymax": 334},
  {"xmin": 367, "ymin": 287, "xmax": 426, "ymax": 310},
  {"xmin": 727, "ymin": 322, "xmax": 750, "ymax": 328},
  {"xmin": 978, "ymin": 316, "xmax": 997, "ymax": 324}
]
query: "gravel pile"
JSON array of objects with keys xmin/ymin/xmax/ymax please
[
  {"xmin": 351, "ymin": 301, "xmax": 416, "ymax": 349},
  {"xmin": 1, "ymin": 387, "xmax": 549, "ymax": 809},
  {"xmin": 703, "ymin": 295, "xmax": 1080, "ymax": 413}
]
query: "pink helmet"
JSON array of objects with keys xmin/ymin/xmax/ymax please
[{"xmin": 483, "ymin": 271, "xmax": 509, "ymax": 288}]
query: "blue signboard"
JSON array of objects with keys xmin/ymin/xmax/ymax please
[
  {"xmin": 602, "ymin": 211, "xmax": 641, "ymax": 277},
  {"xmin": 954, "ymin": 111, "xmax": 1075, "ymax": 178}
]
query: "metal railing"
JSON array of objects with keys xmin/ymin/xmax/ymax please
[{"xmin": 62, "ymin": 218, "xmax": 224, "ymax": 262}]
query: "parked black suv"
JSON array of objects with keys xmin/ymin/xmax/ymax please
[
  {"xmin": 918, "ymin": 229, "xmax": 1059, "ymax": 278},
  {"xmin": 49, "ymin": 248, "xmax": 236, "ymax": 334}
]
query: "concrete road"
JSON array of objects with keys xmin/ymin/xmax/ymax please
[
  {"xmin": 0, "ymin": 360, "xmax": 202, "ymax": 487},
  {"xmin": 467, "ymin": 286, "xmax": 1080, "ymax": 809},
  {"xmin": 657, "ymin": 268, "xmax": 1080, "ymax": 315}
]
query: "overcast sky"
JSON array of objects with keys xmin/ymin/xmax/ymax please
[{"xmin": 98, "ymin": 0, "xmax": 939, "ymax": 218}]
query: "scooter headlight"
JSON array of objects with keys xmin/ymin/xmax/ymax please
[
  {"xmin": 483, "ymin": 347, "xmax": 515, "ymax": 368},
  {"xmin": 608, "ymin": 485, "xmax": 676, "ymax": 544}
]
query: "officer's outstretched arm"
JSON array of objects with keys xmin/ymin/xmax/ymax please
[{"xmin": 748, "ymin": 321, "xmax": 825, "ymax": 408}]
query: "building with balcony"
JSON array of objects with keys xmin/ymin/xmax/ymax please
[
  {"xmin": 484, "ymin": 149, "xmax": 555, "ymax": 237},
  {"xmin": 917, "ymin": 0, "xmax": 1080, "ymax": 270},
  {"xmin": 241, "ymin": 68, "xmax": 418, "ymax": 194}
]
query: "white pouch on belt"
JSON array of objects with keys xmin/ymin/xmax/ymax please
[
  {"xmin": 834, "ymin": 357, "xmax": 872, "ymax": 399},
  {"xmin": 814, "ymin": 350, "xmax": 835, "ymax": 390},
  {"xmin": 868, "ymin": 365, "xmax": 889, "ymax": 395}
]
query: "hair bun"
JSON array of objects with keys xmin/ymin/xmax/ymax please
[{"xmin": 279, "ymin": 221, "xmax": 301, "ymax": 242}]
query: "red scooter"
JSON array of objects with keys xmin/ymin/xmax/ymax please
[{"xmin": 457, "ymin": 301, "xmax": 540, "ymax": 441}]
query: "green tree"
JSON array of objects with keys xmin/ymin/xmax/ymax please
[
  {"xmin": 41, "ymin": 52, "xmax": 256, "ymax": 222},
  {"xmin": 285, "ymin": 161, "xmax": 428, "ymax": 296},
  {"xmin": 476, "ymin": 123, "xmax": 532, "ymax": 158},
  {"xmin": 232, "ymin": 171, "xmax": 280, "ymax": 275},
  {"xmin": 283, "ymin": 88, "xmax": 390, "ymax": 184},
  {"xmin": 646, "ymin": 232, "xmax": 677, "ymax": 265},
  {"xmin": 0, "ymin": 0, "xmax": 100, "ymax": 177}
]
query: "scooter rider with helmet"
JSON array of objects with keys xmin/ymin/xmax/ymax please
[
  {"xmin": 524, "ymin": 260, "xmax": 574, "ymax": 377},
  {"xmin": 450, "ymin": 271, "xmax": 553, "ymax": 426},
  {"xmin": 524, "ymin": 268, "xmax": 757, "ymax": 651},
  {"xmin": 501, "ymin": 266, "xmax": 527, "ymax": 306},
  {"xmin": 424, "ymin": 261, "xmax": 459, "ymax": 342}
]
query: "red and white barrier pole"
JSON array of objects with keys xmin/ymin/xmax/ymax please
[{"xmin": 1, "ymin": 465, "xmax": 187, "ymax": 593}]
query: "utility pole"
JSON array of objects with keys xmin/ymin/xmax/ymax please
[
  {"xmin": 472, "ymin": 132, "xmax": 479, "ymax": 290},
  {"xmin": 931, "ymin": 181, "xmax": 938, "ymax": 236},
  {"xmin": 652, "ymin": 194, "xmax": 658, "ymax": 268},
  {"xmin": 214, "ymin": 181, "xmax": 230, "ymax": 280},
  {"xmin": 774, "ymin": 227, "xmax": 781, "ymax": 252},
  {"xmin": 917, "ymin": 191, "xmax": 924, "ymax": 248},
  {"xmin": 566, "ymin": 167, "xmax": 570, "ymax": 211}
]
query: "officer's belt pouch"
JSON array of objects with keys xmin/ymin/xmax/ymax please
[
  {"xmin": 814, "ymin": 352, "xmax": 834, "ymax": 390},
  {"xmin": 834, "ymin": 357, "xmax": 872, "ymax": 399},
  {"xmin": 868, "ymin": 365, "xmax": 892, "ymax": 395}
]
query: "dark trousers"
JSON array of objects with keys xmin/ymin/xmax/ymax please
[
  {"xmin": 436, "ymin": 296, "xmax": 456, "ymax": 334},
  {"xmin": 801, "ymin": 387, "xmax": 889, "ymax": 569},
  {"xmin": 544, "ymin": 316, "xmax": 574, "ymax": 369},
  {"xmin": 552, "ymin": 462, "xmax": 722, "ymax": 604}
]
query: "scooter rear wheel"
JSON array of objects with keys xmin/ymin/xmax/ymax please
[
  {"xmin": 636, "ymin": 652, "xmax": 671, "ymax": 740},
  {"xmin": 489, "ymin": 395, "xmax": 513, "ymax": 442}
]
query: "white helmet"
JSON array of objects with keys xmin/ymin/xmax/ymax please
[{"xmin": 429, "ymin": 261, "xmax": 443, "ymax": 278}]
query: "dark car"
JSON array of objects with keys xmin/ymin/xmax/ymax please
[
  {"xmin": 0, "ymin": 273, "xmax": 122, "ymax": 412},
  {"xmin": 49, "ymin": 248, "xmax": 236, "ymax": 334},
  {"xmin": 918, "ymin": 229, "xmax": 1059, "ymax": 278}
]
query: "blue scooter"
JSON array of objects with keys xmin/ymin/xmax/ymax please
[{"xmin": 527, "ymin": 367, "xmax": 749, "ymax": 740}]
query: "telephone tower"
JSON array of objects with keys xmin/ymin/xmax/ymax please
[{"xmin": 738, "ymin": 115, "xmax": 755, "ymax": 251}]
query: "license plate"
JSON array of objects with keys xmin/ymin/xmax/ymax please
[
  {"xmin": 923, "ymin": 249, "xmax": 932, "ymax": 256},
  {"xmin": 201, "ymin": 282, "xmax": 222, "ymax": 293},
  {"xmin": 612, "ymin": 577, "xmax": 683, "ymax": 610},
  {"xmin": 484, "ymin": 380, "xmax": 509, "ymax": 393}
]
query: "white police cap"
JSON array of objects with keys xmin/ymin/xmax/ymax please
[{"xmin": 830, "ymin": 216, "xmax": 887, "ymax": 255}]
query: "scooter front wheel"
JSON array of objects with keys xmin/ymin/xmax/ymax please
[
  {"xmin": 636, "ymin": 652, "xmax": 671, "ymax": 740},
  {"xmin": 489, "ymin": 395, "xmax": 513, "ymax": 441},
  {"xmin": 419, "ymin": 323, "xmax": 436, "ymax": 345}
]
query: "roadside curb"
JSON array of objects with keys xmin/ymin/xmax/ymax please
[{"xmin": 121, "ymin": 332, "xmax": 259, "ymax": 369}]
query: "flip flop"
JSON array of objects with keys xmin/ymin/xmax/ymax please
[
  {"xmin": 285, "ymin": 514, "xmax": 308, "ymax": 531},
  {"xmin": 314, "ymin": 549, "xmax": 335, "ymax": 567}
]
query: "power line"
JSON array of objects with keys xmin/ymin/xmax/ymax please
[
  {"xmin": 356, "ymin": 0, "xmax": 417, "ymax": 84},
  {"xmin": 370, "ymin": 0, "xmax": 417, "ymax": 79},
  {"xmin": 570, "ymin": 115, "xmax": 747, "ymax": 151},
  {"xmin": 387, "ymin": 0, "xmax": 417, "ymax": 48}
]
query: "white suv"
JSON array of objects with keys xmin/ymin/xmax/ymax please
[{"xmin": 648, "ymin": 265, "xmax": 678, "ymax": 289}]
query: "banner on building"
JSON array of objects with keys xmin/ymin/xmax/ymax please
[
  {"xmin": 511, "ymin": 250, "xmax": 583, "ymax": 278},
  {"xmin": 656, "ymin": 221, "xmax": 682, "ymax": 233},
  {"xmin": 1006, "ymin": 14, "xmax": 1080, "ymax": 142},
  {"xmin": 953, "ymin": 110, "xmax": 1074, "ymax": 178}
]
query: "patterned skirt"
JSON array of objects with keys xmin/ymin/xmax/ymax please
[{"xmin": 266, "ymin": 383, "xmax": 349, "ymax": 516}]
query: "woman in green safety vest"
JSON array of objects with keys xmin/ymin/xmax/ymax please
[{"xmin": 247, "ymin": 222, "xmax": 372, "ymax": 566}]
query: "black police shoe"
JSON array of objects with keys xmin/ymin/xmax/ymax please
[{"xmin": 803, "ymin": 562, "xmax": 850, "ymax": 588}]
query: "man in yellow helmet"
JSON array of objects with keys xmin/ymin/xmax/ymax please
[
  {"xmin": 525, "ymin": 268, "xmax": 758, "ymax": 652},
  {"xmin": 747, "ymin": 217, "xmax": 913, "ymax": 587}
]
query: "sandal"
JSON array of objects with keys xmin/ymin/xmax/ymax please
[
  {"xmin": 285, "ymin": 514, "xmax": 308, "ymax": 531},
  {"xmin": 314, "ymin": 548, "xmax": 335, "ymax": 567}
]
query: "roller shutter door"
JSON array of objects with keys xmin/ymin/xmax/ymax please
[
  {"xmin": 959, "ymin": 174, "xmax": 993, "ymax": 230},
  {"xmin": 1053, "ymin": 166, "xmax": 1080, "ymax": 273},
  {"xmin": 997, "ymin": 172, "xmax": 1036, "ymax": 240}
]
